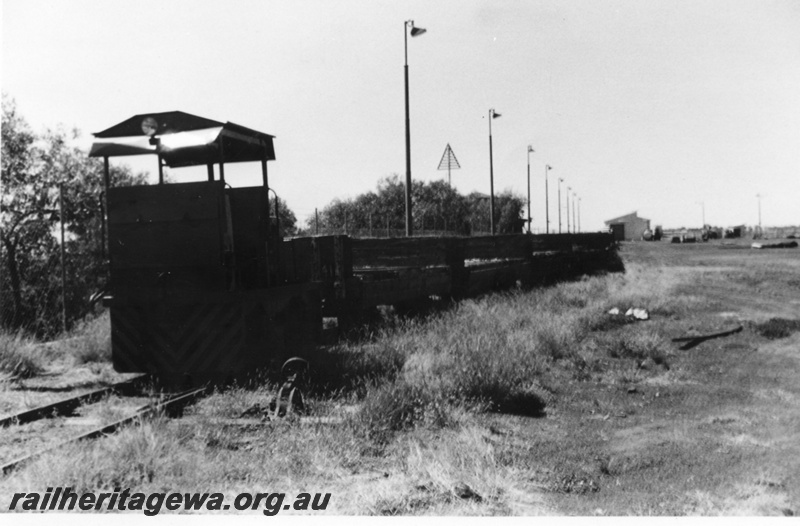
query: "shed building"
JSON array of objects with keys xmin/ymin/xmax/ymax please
[{"xmin": 605, "ymin": 212, "xmax": 651, "ymax": 241}]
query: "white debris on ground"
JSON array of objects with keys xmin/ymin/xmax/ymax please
[
  {"xmin": 607, "ymin": 307, "xmax": 650, "ymax": 320},
  {"xmin": 626, "ymin": 307, "xmax": 650, "ymax": 320}
]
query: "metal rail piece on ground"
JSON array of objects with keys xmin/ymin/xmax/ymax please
[{"xmin": 671, "ymin": 325, "xmax": 743, "ymax": 350}]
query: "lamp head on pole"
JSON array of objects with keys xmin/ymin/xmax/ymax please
[
  {"xmin": 559, "ymin": 178, "xmax": 563, "ymax": 183},
  {"xmin": 406, "ymin": 20, "xmax": 426, "ymax": 36},
  {"xmin": 547, "ymin": 165, "xmax": 552, "ymax": 170},
  {"xmin": 490, "ymin": 108, "xmax": 502, "ymax": 119},
  {"xmin": 528, "ymin": 145, "xmax": 534, "ymax": 153}
]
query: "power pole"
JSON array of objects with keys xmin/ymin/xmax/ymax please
[{"xmin": 59, "ymin": 183, "xmax": 67, "ymax": 334}]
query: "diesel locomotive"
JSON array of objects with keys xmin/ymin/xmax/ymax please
[{"xmin": 90, "ymin": 111, "xmax": 320, "ymax": 384}]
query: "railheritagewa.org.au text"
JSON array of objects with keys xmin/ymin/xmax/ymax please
[{"xmin": 8, "ymin": 487, "xmax": 331, "ymax": 516}]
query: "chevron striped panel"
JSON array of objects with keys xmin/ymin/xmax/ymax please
[{"xmin": 111, "ymin": 300, "xmax": 249, "ymax": 376}]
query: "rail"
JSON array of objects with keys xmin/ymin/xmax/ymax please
[
  {"xmin": 1, "ymin": 385, "xmax": 208, "ymax": 476},
  {"xmin": 0, "ymin": 375, "xmax": 150, "ymax": 428}
]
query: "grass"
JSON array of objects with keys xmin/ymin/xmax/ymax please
[
  {"xmin": 5, "ymin": 242, "xmax": 799, "ymax": 515},
  {"xmin": 0, "ymin": 312, "xmax": 112, "ymax": 382},
  {"xmin": 58, "ymin": 312, "xmax": 112, "ymax": 365},
  {"xmin": 0, "ymin": 331, "xmax": 46, "ymax": 380},
  {"xmin": 751, "ymin": 318, "xmax": 800, "ymax": 340},
  {"xmin": 5, "ymin": 260, "xmax": 692, "ymax": 513}
]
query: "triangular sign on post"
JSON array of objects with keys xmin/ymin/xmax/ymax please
[{"xmin": 437, "ymin": 143, "xmax": 461, "ymax": 185}]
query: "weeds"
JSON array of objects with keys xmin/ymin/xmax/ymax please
[
  {"xmin": 752, "ymin": 318, "xmax": 800, "ymax": 340},
  {"xmin": 354, "ymin": 380, "xmax": 453, "ymax": 444},
  {"xmin": 5, "ymin": 244, "xmax": 715, "ymax": 515},
  {"xmin": 611, "ymin": 330, "xmax": 670, "ymax": 365},
  {"xmin": 61, "ymin": 313, "xmax": 111, "ymax": 364},
  {"xmin": 0, "ymin": 331, "xmax": 45, "ymax": 379}
]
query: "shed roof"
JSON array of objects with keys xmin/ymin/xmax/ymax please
[
  {"xmin": 89, "ymin": 111, "xmax": 275, "ymax": 167},
  {"xmin": 604, "ymin": 211, "xmax": 649, "ymax": 225}
]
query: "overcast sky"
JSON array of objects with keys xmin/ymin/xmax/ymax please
[{"xmin": 3, "ymin": 0, "xmax": 799, "ymax": 231}]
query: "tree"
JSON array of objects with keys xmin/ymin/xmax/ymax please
[
  {"xmin": 1, "ymin": 94, "xmax": 146, "ymax": 336},
  {"xmin": 415, "ymin": 180, "xmax": 470, "ymax": 234},
  {"xmin": 312, "ymin": 175, "xmax": 525, "ymax": 237},
  {"xmin": 467, "ymin": 190, "xmax": 525, "ymax": 234},
  {"xmin": 495, "ymin": 191, "xmax": 527, "ymax": 234},
  {"xmin": 272, "ymin": 196, "xmax": 298, "ymax": 237},
  {"xmin": 315, "ymin": 175, "xmax": 471, "ymax": 236},
  {"xmin": 1, "ymin": 94, "xmax": 37, "ymax": 329}
]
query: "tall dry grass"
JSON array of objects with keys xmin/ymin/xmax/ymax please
[
  {"xmin": 3, "ymin": 261, "xmax": 701, "ymax": 514},
  {"xmin": 0, "ymin": 331, "xmax": 46, "ymax": 379},
  {"xmin": 60, "ymin": 312, "xmax": 112, "ymax": 365}
]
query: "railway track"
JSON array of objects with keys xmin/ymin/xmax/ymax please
[
  {"xmin": 0, "ymin": 374, "xmax": 150, "ymax": 428},
  {"xmin": 0, "ymin": 376, "xmax": 209, "ymax": 476}
]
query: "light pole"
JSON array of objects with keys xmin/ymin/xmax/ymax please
[
  {"xmin": 59, "ymin": 183, "xmax": 67, "ymax": 333},
  {"xmin": 578, "ymin": 197, "xmax": 581, "ymax": 233},
  {"xmin": 404, "ymin": 19, "xmax": 426, "ymax": 237},
  {"xmin": 566, "ymin": 186, "xmax": 571, "ymax": 233},
  {"xmin": 697, "ymin": 201, "xmax": 705, "ymax": 227},
  {"xmin": 558, "ymin": 177, "xmax": 563, "ymax": 233},
  {"xmin": 572, "ymin": 191, "xmax": 577, "ymax": 234},
  {"xmin": 488, "ymin": 108, "xmax": 502, "ymax": 235},
  {"xmin": 756, "ymin": 194, "xmax": 762, "ymax": 230},
  {"xmin": 545, "ymin": 165, "xmax": 552, "ymax": 234},
  {"xmin": 527, "ymin": 145, "xmax": 534, "ymax": 233}
]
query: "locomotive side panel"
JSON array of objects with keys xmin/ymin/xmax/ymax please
[
  {"xmin": 107, "ymin": 181, "xmax": 228, "ymax": 295},
  {"xmin": 109, "ymin": 284, "xmax": 320, "ymax": 383},
  {"xmin": 105, "ymin": 181, "xmax": 323, "ymax": 383}
]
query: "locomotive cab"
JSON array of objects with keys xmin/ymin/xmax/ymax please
[{"xmin": 90, "ymin": 111, "xmax": 320, "ymax": 385}]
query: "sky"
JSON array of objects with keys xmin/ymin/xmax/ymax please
[{"xmin": 3, "ymin": 0, "xmax": 799, "ymax": 232}]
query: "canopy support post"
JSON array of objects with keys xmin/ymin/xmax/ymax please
[
  {"xmin": 219, "ymin": 139, "xmax": 225, "ymax": 183},
  {"xmin": 102, "ymin": 156, "xmax": 110, "ymax": 273},
  {"xmin": 103, "ymin": 156, "xmax": 111, "ymax": 192}
]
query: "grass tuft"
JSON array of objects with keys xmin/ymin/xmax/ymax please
[
  {"xmin": 752, "ymin": 318, "xmax": 800, "ymax": 340},
  {"xmin": 607, "ymin": 330, "xmax": 670, "ymax": 365},
  {"xmin": 0, "ymin": 331, "xmax": 45, "ymax": 379},
  {"xmin": 64, "ymin": 313, "xmax": 111, "ymax": 364},
  {"xmin": 354, "ymin": 380, "xmax": 453, "ymax": 444}
]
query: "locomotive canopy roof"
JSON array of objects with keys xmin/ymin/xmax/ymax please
[{"xmin": 89, "ymin": 111, "xmax": 275, "ymax": 168}]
